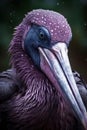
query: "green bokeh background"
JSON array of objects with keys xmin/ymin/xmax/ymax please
[{"xmin": 0, "ymin": 0, "xmax": 87, "ymax": 81}]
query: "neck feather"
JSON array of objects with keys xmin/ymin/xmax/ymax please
[{"xmin": 9, "ymin": 23, "xmax": 46, "ymax": 89}]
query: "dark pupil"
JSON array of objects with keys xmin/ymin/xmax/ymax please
[{"xmin": 40, "ymin": 32, "xmax": 44, "ymax": 39}]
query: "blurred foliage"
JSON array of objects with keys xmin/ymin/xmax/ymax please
[{"xmin": 0, "ymin": 0, "xmax": 87, "ymax": 81}]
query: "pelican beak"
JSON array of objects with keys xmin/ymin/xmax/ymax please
[{"xmin": 39, "ymin": 42, "xmax": 87, "ymax": 130}]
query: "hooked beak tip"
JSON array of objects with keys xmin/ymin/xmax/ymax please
[{"xmin": 81, "ymin": 113, "xmax": 87, "ymax": 130}]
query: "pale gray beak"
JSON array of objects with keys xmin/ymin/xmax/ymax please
[{"xmin": 39, "ymin": 42, "xmax": 87, "ymax": 130}]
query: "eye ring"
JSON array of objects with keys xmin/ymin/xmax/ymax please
[{"xmin": 39, "ymin": 31, "xmax": 45, "ymax": 39}]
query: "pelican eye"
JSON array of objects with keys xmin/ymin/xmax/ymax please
[{"xmin": 39, "ymin": 30, "xmax": 45, "ymax": 40}]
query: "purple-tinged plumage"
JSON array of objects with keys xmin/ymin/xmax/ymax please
[
  {"xmin": 22, "ymin": 9, "xmax": 72, "ymax": 44},
  {"xmin": 9, "ymin": 9, "xmax": 72, "ymax": 85},
  {"xmin": 8, "ymin": 21, "xmax": 75, "ymax": 130},
  {"xmin": 0, "ymin": 9, "xmax": 87, "ymax": 130}
]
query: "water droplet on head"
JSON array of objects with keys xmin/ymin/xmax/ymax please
[
  {"xmin": 66, "ymin": 26, "xmax": 68, "ymax": 29},
  {"xmin": 49, "ymin": 22, "xmax": 52, "ymax": 25},
  {"xmin": 57, "ymin": 25, "xmax": 59, "ymax": 28},
  {"xmin": 51, "ymin": 33, "xmax": 53, "ymax": 36},
  {"xmin": 36, "ymin": 17, "xmax": 39, "ymax": 20},
  {"xmin": 43, "ymin": 21, "xmax": 46, "ymax": 24},
  {"xmin": 62, "ymin": 21, "xmax": 65, "ymax": 24},
  {"xmin": 44, "ymin": 18, "xmax": 46, "ymax": 21},
  {"xmin": 36, "ymin": 13, "xmax": 39, "ymax": 16},
  {"xmin": 65, "ymin": 31, "xmax": 67, "ymax": 34},
  {"xmin": 51, "ymin": 30, "xmax": 54, "ymax": 33}
]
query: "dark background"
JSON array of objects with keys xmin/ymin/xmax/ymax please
[{"xmin": 0, "ymin": 0, "xmax": 87, "ymax": 81}]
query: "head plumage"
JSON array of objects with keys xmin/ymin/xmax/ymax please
[
  {"xmin": 9, "ymin": 9, "xmax": 72, "ymax": 72},
  {"xmin": 22, "ymin": 9, "xmax": 72, "ymax": 44}
]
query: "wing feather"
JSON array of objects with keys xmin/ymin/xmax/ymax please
[
  {"xmin": 73, "ymin": 71, "xmax": 87, "ymax": 109},
  {"xmin": 0, "ymin": 69, "xmax": 20, "ymax": 102}
]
